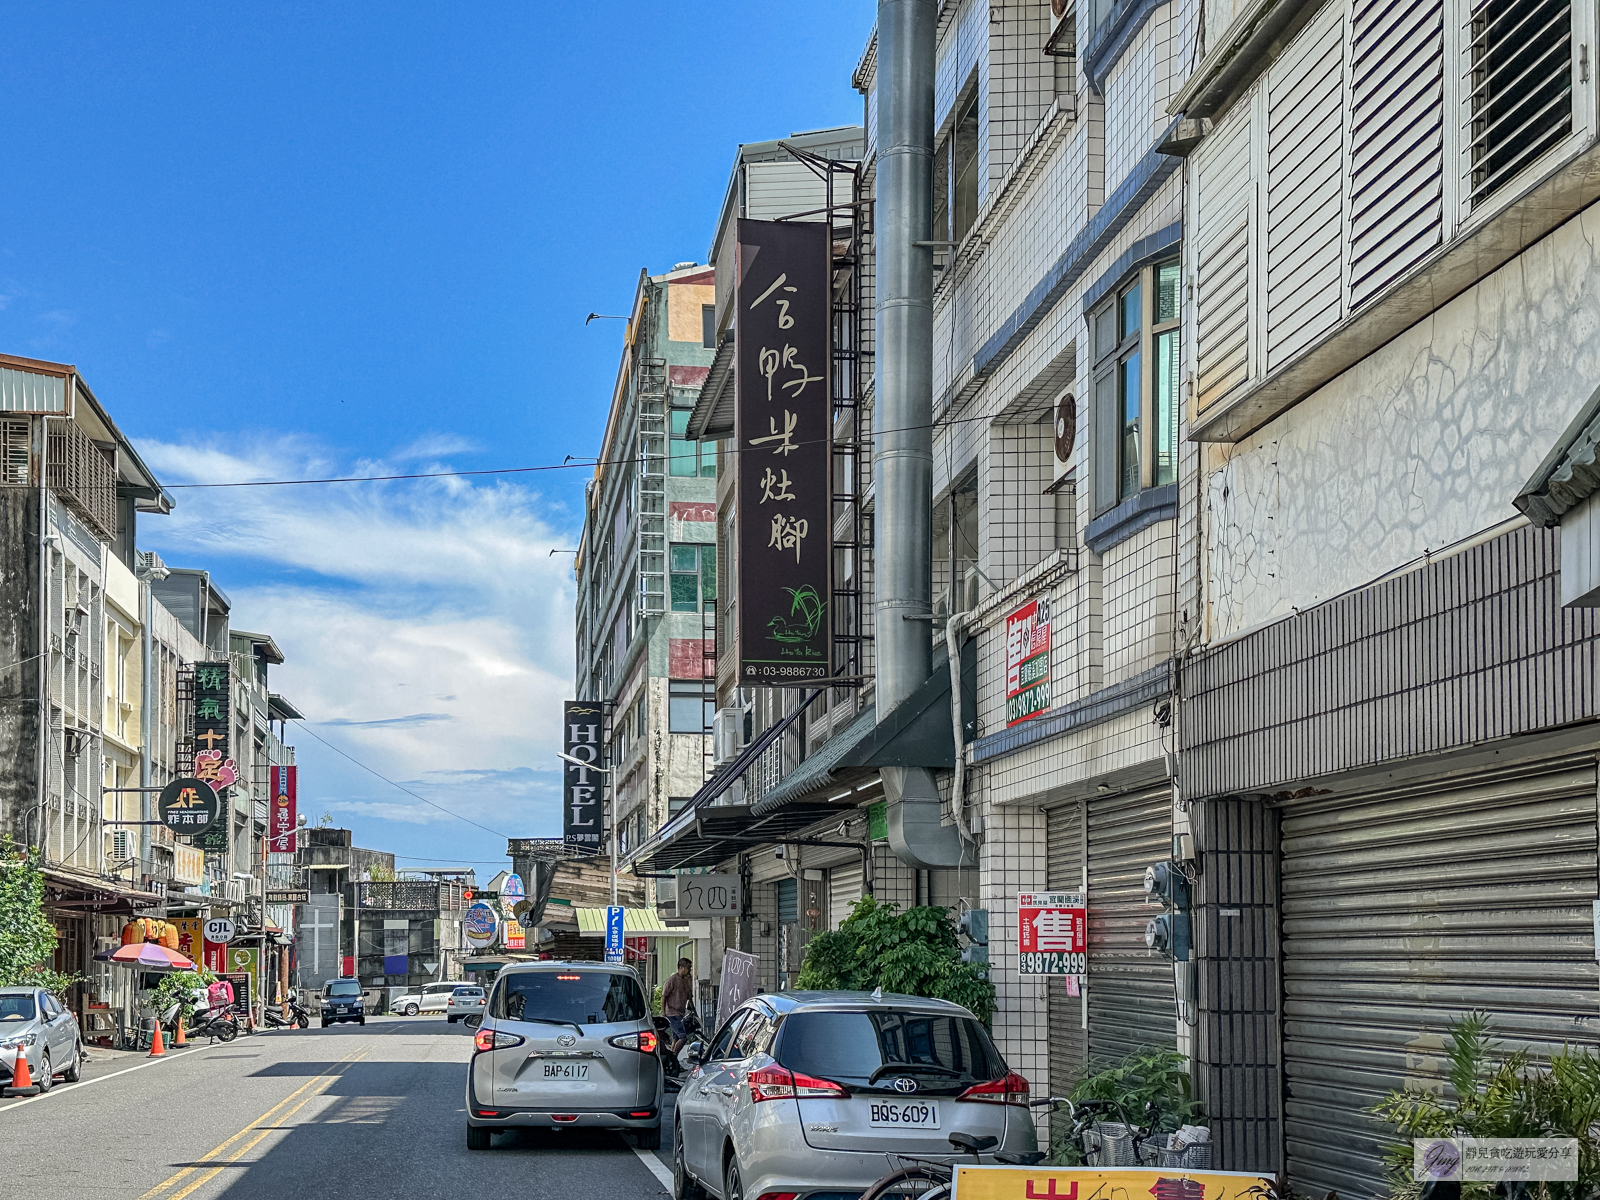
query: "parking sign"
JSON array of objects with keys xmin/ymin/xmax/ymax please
[
  {"xmin": 604, "ymin": 905, "xmax": 625, "ymax": 963},
  {"xmin": 1017, "ymin": 891, "xmax": 1086, "ymax": 978}
]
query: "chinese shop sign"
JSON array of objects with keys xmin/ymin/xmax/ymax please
[
  {"xmin": 269, "ymin": 765, "xmax": 297, "ymax": 853},
  {"xmin": 735, "ymin": 218, "xmax": 832, "ymax": 683},
  {"xmin": 1016, "ymin": 891, "xmax": 1086, "ymax": 979},
  {"xmin": 563, "ymin": 701, "xmax": 604, "ymax": 854},
  {"xmin": 1005, "ymin": 599, "xmax": 1052, "ymax": 726},
  {"xmin": 157, "ymin": 777, "xmax": 220, "ymax": 838},
  {"xmin": 192, "ymin": 661, "xmax": 234, "ymax": 852},
  {"xmin": 950, "ymin": 1167, "xmax": 1273, "ymax": 1200}
]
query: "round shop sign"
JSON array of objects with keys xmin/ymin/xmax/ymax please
[
  {"xmin": 464, "ymin": 901, "xmax": 499, "ymax": 947},
  {"xmin": 204, "ymin": 918, "xmax": 236, "ymax": 945},
  {"xmin": 156, "ymin": 778, "xmax": 221, "ymax": 838}
]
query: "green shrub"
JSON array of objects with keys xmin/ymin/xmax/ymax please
[
  {"xmin": 1048, "ymin": 1047, "xmax": 1202, "ymax": 1165},
  {"xmin": 0, "ymin": 839, "xmax": 80, "ymax": 995},
  {"xmin": 795, "ymin": 895, "xmax": 995, "ymax": 1023}
]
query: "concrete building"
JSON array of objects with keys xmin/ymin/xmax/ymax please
[{"xmin": 573, "ymin": 261, "xmax": 720, "ymax": 927}]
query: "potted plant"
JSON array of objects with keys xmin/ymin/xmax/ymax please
[{"xmin": 1052, "ymin": 1047, "xmax": 1206, "ymax": 1167}]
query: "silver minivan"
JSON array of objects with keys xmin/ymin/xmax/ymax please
[
  {"xmin": 673, "ymin": 991, "xmax": 1037, "ymax": 1200},
  {"xmin": 464, "ymin": 961, "xmax": 662, "ymax": 1151}
]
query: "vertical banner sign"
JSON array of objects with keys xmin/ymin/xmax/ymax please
[
  {"xmin": 563, "ymin": 701, "xmax": 604, "ymax": 854},
  {"xmin": 269, "ymin": 765, "xmax": 297, "ymax": 853},
  {"xmin": 1017, "ymin": 890, "xmax": 1087, "ymax": 979},
  {"xmin": 192, "ymin": 661, "xmax": 234, "ymax": 852},
  {"xmin": 1005, "ymin": 599, "xmax": 1052, "ymax": 726},
  {"xmin": 604, "ymin": 905, "xmax": 625, "ymax": 964},
  {"xmin": 735, "ymin": 217, "xmax": 832, "ymax": 683}
]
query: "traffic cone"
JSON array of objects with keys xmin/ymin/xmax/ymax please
[
  {"xmin": 174, "ymin": 1018, "xmax": 187, "ymax": 1047},
  {"xmin": 149, "ymin": 1023, "xmax": 166, "ymax": 1057},
  {"xmin": 9, "ymin": 1049, "xmax": 34, "ymax": 1093}
]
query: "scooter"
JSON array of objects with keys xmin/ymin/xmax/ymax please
[
  {"xmin": 164, "ymin": 1000, "xmax": 239, "ymax": 1043},
  {"xmin": 654, "ymin": 1010, "xmax": 705, "ymax": 1090},
  {"xmin": 262, "ymin": 992, "xmax": 311, "ymax": 1030}
]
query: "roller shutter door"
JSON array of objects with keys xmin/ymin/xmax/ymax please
[
  {"xmin": 1280, "ymin": 756, "xmax": 1599, "ymax": 1200},
  {"xmin": 1046, "ymin": 801, "xmax": 1087, "ymax": 1107},
  {"xmin": 829, "ymin": 862, "xmax": 864, "ymax": 930},
  {"xmin": 1087, "ymin": 786, "xmax": 1177, "ymax": 1066}
]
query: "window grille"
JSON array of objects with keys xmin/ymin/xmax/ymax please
[
  {"xmin": 0, "ymin": 419, "xmax": 29, "ymax": 486},
  {"xmin": 1466, "ymin": 0, "xmax": 1573, "ymax": 208},
  {"xmin": 47, "ymin": 419, "xmax": 117, "ymax": 539}
]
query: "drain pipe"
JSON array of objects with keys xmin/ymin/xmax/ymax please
[{"xmin": 876, "ymin": 0, "xmax": 971, "ymax": 870}]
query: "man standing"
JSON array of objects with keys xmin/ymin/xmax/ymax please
[{"xmin": 662, "ymin": 957, "xmax": 696, "ymax": 1050}]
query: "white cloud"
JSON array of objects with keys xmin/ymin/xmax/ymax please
[{"xmin": 134, "ymin": 434, "xmax": 581, "ymax": 845}]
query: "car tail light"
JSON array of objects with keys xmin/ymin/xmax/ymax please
[
  {"xmin": 607, "ymin": 1030, "xmax": 659, "ymax": 1054},
  {"xmin": 958, "ymin": 1071, "xmax": 1030, "ymax": 1106},
  {"xmin": 627, "ymin": 1109, "xmax": 654, "ymax": 1118},
  {"xmin": 552, "ymin": 1114, "xmax": 578, "ymax": 1123},
  {"xmin": 755, "ymin": 1193, "xmax": 799, "ymax": 1200},
  {"xmin": 475, "ymin": 1109, "xmax": 500, "ymax": 1116},
  {"xmin": 747, "ymin": 1064, "xmax": 848, "ymax": 1102},
  {"xmin": 474, "ymin": 1029, "xmax": 526, "ymax": 1053}
]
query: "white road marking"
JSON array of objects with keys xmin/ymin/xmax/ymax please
[
  {"xmin": 0, "ymin": 1046, "xmax": 201, "ymax": 1113},
  {"xmin": 632, "ymin": 1143, "xmax": 674, "ymax": 1190}
]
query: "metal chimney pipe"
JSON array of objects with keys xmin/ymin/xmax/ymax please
[{"xmin": 873, "ymin": 0, "xmax": 937, "ymax": 717}]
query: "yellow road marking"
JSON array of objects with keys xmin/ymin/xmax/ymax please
[{"xmin": 135, "ymin": 1046, "xmax": 370, "ymax": 1200}]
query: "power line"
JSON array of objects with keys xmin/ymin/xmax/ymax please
[{"xmin": 295, "ymin": 722, "xmax": 512, "ymax": 840}]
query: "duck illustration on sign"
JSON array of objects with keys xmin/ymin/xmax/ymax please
[{"xmin": 767, "ymin": 585, "xmax": 824, "ymax": 644}]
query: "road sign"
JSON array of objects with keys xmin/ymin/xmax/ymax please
[
  {"xmin": 604, "ymin": 905, "xmax": 625, "ymax": 964},
  {"xmin": 204, "ymin": 917, "xmax": 236, "ymax": 945},
  {"xmin": 1017, "ymin": 891, "xmax": 1086, "ymax": 978},
  {"xmin": 156, "ymin": 777, "xmax": 220, "ymax": 840},
  {"xmin": 677, "ymin": 874, "xmax": 740, "ymax": 918}
]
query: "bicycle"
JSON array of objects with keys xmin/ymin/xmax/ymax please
[{"xmin": 858, "ymin": 1100, "xmax": 1063, "ymax": 1200}]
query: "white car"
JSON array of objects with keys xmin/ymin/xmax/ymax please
[
  {"xmin": 445, "ymin": 986, "xmax": 485, "ymax": 1023},
  {"xmin": 392, "ymin": 981, "xmax": 463, "ymax": 1017}
]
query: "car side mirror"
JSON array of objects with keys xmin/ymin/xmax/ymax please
[
  {"xmin": 682, "ymin": 1041, "xmax": 707, "ymax": 1066},
  {"xmin": 464, "ymin": 1014, "xmax": 482, "ymax": 1029}
]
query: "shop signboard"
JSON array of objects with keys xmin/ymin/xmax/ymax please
[
  {"xmin": 1016, "ymin": 891, "xmax": 1086, "ymax": 980},
  {"xmin": 464, "ymin": 902, "xmax": 498, "ymax": 949},
  {"xmin": 191, "ymin": 662, "xmax": 235, "ymax": 853},
  {"xmin": 219, "ymin": 971, "xmax": 252, "ymax": 1021},
  {"xmin": 735, "ymin": 217, "xmax": 832, "ymax": 684},
  {"xmin": 267, "ymin": 889, "xmax": 309, "ymax": 904},
  {"xmin": 500, "ymin": 873, "xmax": 524, "ymax": 920},
  {"xmin": 677, "ymin": 874, "xmax": 740, "ymax": 918},
  {"xmin": 950, "ymin": 1167, "xmax": 1272, "ymax": 1200},
  {"xmin": 170, "ymin": 918, "xmax": 204, "ymax": 963},
  {"xmin": 624, "ymin": 936, "xmax": 648, "ymax": 962},
  {"xmin": 562, "ymin": 701, "xmax": 604, "ymax": 854},
  {"xmin": 156, "ymin": 777, "xmax": 220, "ymax": 839},
  {"xmin": 269, "ymin": 765, "xmax": 297, "ymax": 853},
  {"xmin": 204, "ymin": 917, "xmax": 236, "ymax": 945},
  {"xmin": 1005, "ymin": 599, "xmax": 1052, "ymax": 726},
  {"xmin": 504, "ymin": 918, "xmax": 526, "ymax": 951},
  {"xmin": 172, "ymin": 844, "xmax": 205, "ymax": 886},
  {"xmin": 721, "ymin": 949, "xmax": 759, "ymax": 1013}
]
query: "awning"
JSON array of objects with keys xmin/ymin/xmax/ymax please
[
  {"xmin": 686, "ymin": 334, "xmax": 735, "ymax": 441},
  {"xmin": 573, "ymin": 907, "xmax": 687, "ymax": 938},
  {"xmin": 42, "ymin": 867, "xmax": 166, "ymax": 914}
]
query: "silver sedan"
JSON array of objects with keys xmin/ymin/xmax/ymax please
[
  {"xmin": 0, "ymin": 987, "xmax": 82, "ymax": 1093},
  {"xmin": 673, "ymin": 991, "xmax": 1037, "ymax": 1200}
]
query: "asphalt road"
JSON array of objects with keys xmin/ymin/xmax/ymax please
[{"xmin": 1, "ymin": 1015, "xmax": 676, "ymax": 1200}]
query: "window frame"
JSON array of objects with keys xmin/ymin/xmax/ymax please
[
  {"xmin": 668, "ymin": 406, "xmax": 715, "ymax": 477},
  {"xmin": 667, "ymin": 682, "xmax": 713, "ymax": 734},
  {"xmin": 669, "ymin": 542, "xmax": 717, "ymax": 613}
]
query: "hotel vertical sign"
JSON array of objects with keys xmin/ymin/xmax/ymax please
[
  {"xmin": 562, "ymin": 700, "xmax": 604, "ymax": 854},
  {"xmin": 735, "ymin": 217, "xmax": 832, "ymax": 684}
]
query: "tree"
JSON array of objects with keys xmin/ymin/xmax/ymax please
[
  {"xmin": 795, "ymin": 895, "xmax": 995, "ymax": 1023},
  {"xmin": 0, "ymin": 840, "xmax": 78, "ymax": 994}
]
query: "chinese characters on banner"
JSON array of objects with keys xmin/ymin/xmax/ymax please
[
  {"xmin": 563, "ymin": 701, "xmax": 604, "ymax": 854},
  {"xmin": 1017, "ymin": 891, "xmax": 1086, "ymax": 981},
  {"xmin": 1005, "ymin": 599, "xmax": 1052, "ymax": 726},
  {"xmin": 192, "ymin": 661, "xmax": 233, "ymax": 852},
  {"xmin": 269, "ymin": 765, "xmax": 297, "ymax": 853},
  {"xmin": 735, "ymin": 218, "xmax": 832, "ymax": 683}
]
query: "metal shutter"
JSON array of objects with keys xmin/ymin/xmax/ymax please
[
  {"xmin": 830, "ymin": 861, "xmax": 864, "ymax": 929},
  {"xmin": 1280, "ymin": 756, "xmax": 1599, "ymax": 1200},
  {"xmin": 1347, "ymin": 0, "xmax": 1444, "ymax": 307},
  {"xmin": 1265, "ymin": 1, "xmax": 1345, "ymax": 369},
  {"xmin": 1087, "ymin": 786, "xmax": 1177, "ymax": 1066},
  {"xmin": 1046, "ymin": 801, "xmax": 1087, "ymax": 1110},
  {"xmin": 1194, "ymin": 97, "xmax": 1254, "ymax": 411}
]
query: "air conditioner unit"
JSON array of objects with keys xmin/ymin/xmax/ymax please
[
  {"xmin": 962, "ymin": 567, "xmax": 984, "ymax": 613},
  {"xmin": 713, "ymin": 707, "xmax": 744, "ymax": 765},
  {"xmin": 111, "ymin": 829, "xmax": 132, "ymax": 862}
]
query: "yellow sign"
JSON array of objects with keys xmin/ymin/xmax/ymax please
[
  {"xmin": 952, "ymin": 1167, "xmax": 1275, "ymax": 1200},
  {"xmin": 227, "ymin": 947, "xmax": 255, "ymax": 973}
]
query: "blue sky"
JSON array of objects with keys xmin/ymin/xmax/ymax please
[{"xmin": 0, "ymin": 3, "xmax": 872, "ymax": 874}]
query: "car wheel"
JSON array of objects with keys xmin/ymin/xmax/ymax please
[
  {"xmin": 404, "ymin": 1003, "xmax": 419, "ymax": 1016},
  {"xmin": 358, "ymin": 1018, "xmax": 366, "ymax": 1026},
  {"xmin": 321, "ymin": 1020, "xmax": 330, "ymax": 1028},
  {"xmin": 722, "ymin": 1154, "xmax": 744, "ymax": 1200},
  {"xmin": 673, "ymin": 1124, "xmax": 705, "ymax": 1200},
  {"xmin": 466, "ymin": 1125, "xmax": 491, "ymax": 1151},
  {"xmin": 447, "ymin": 1015, "xmax": 456, "ymax": 1024},
  {"xmin": 636, "ymin": 1123, "xmax": 661, "ymax": 1151},
  {"xmin": 36, "ymin": 1050, "xmax": 52, "ymax": 1092},
  {"xmin": 61, "ymin": 1040, "xmax": 82, "ymax": 1083}
]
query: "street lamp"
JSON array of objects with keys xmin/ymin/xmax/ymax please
[{"xmin": 556, "ymin": 752, "xmax": 618, "ymax": 905}]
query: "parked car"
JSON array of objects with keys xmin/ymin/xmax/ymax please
[
  {"xmin": 391, "ymin": 981, "xmax": 462, "ymax": 1017},
  {"xmin": 319, "ymin": 978, "xmax": 366, "ymax": 1027},
  {"xmin": 446, "ymin": 986, "xmax": 485, "ymax": 1024},
  {"xmin": 672, "ymin": 991, "xmax": 1036, "ymax": 1200},
  {"xmin": 464, "ymin": 961, "xmax": 661, "ymax": 1151},
  {"xmin": 0, "ymin": 987, "xmax": 82, "ymax": 1092}
]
